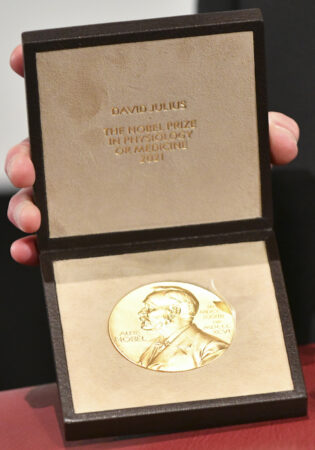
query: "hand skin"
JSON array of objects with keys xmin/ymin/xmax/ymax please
[{"xmin": 5, "ymin": 45, "xmax": 300, "ymax": 266}]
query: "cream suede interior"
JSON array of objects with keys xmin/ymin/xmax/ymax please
[
  {"xmin": 53, "ymin": 241, "xmax": 293, "ymax": 414},
  {"xmin": 36, "ymin": 31, "xmax": 261, "ymax": 238}
]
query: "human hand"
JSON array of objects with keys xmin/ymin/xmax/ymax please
[{"xmin": 5, "ymin": 45, "xmax": 300, "ymax": 266}]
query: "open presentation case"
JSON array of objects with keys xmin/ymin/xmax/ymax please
[{"xmin": 22, "ymin": 9, "xmax": 306, "ymax": 441}]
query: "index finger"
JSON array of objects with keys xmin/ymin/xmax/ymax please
[{"xmin": 10, "ymin": 45, "xmax": 24, "ymax": 77}]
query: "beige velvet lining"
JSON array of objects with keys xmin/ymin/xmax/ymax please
[
  {"xmin": 54, "ymin": 241, "xmax": 293, "ymax": 414},
  {"xmin": 36, "ymin": 31, "xmax": 261, "ymax": 238}
]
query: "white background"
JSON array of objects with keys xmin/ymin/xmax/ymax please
[{"xmin": 0, "ymin": 0, "xmax": 196, "ymax": 192}]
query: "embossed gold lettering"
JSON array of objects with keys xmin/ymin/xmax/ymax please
[
  {"xmin": 112, "ymin": 105, "xmax": 147, "ymax": 115},
  {"xmin": 111, "ymin": 100, "xmax": 187, "ymax": 115},
  {"xmin": 167, "ymin": 120, "xmax": 197, "ymax": 130},
  {"xmin": 115, "ymin": 146, "xmax": 131, "ymax": 155},
  {"xmin": 150, "ymin": 100, "xmax": 187, "ymax": 112},
  {"xmin": 104, "ymin": 127, "xmax": 124, "ymax": 136}
]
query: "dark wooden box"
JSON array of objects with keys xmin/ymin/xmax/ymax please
[{"xmin": 22, "ymin": 9, "xmax": 306, "ymax": 441}]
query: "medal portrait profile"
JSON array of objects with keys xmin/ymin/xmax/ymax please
[{"xmin": 109, "ymin": 282, "xmax": 235, "ymax": 372}]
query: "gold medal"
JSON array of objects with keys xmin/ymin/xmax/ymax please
[{"xmin": 109, "ymin": 281, "xmax": 235, "ymax": 372}]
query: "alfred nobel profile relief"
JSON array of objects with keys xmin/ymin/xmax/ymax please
[{"xmin": 137, "ymin": 286, "xmax": 228, "ymax": 372}]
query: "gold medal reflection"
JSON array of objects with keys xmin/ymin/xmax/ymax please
[{"xmin": 137, "ymin": 286, "xmax": 228, "ymax": 371}]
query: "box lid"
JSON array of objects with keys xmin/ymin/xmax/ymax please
[{"xmin": 22, "ymin": 9, "xmax": 272, "ymax": 251}]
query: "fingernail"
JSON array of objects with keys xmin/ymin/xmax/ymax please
[
  {"xmin": 9, "ymin": 46, "xmax": 20, "ymax": 68},
  {"xmin": 6, "ymin": 154, "xmax": 17, "ymax": 178},
  {"xmin": 5, "ymin": 150, "xmax": 29, "ymax": 179},
  {"xmin": 10, "ymin": 51, "xmax": 16, "ymax": 67},
  {"xmin": 273, "ymin": 124, "xmax": 298, "ymax": 143},
  {"xmin": 20, "ymin": 138, "xmax": 29, "ymax": 147},
  {"xmin": 13, "ymin": 201, "xmax": 26, "ymax": 229}
]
